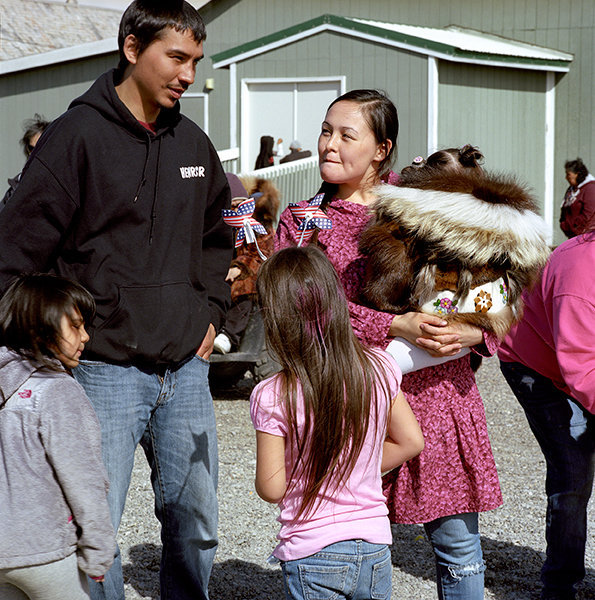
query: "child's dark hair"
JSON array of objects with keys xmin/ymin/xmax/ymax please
[
  {"xmin": 0, "ymin": 274, "xmax": 95, "ymax": 371},
  {"xmin": 319, "ymin": 89, "xmax": 399, "ymax": 207},
  {"xmin": 117, "ymin": 0, "xmax": 207, "ymax": 74},
  {"xmin": 401, "ymin": 144, "xmax": 484, "ymax": 179},
  {"xmin": 255, "ymin": 245, "xmax": 392, "ymax": 520},
  {"xmin": 564, "ymin": 157, "xmax": 589, "ymax": 186}
]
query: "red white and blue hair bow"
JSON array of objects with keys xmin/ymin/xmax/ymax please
[
  {"xmin": 222, "ymin": 195, "xmax": 268, "ymax": 259},
  {"xmin": 288, "ymin": 193, "xmax": 332, "ymax": 246}
]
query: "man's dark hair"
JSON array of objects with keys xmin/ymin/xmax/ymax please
[{"xmin": 117, "ymin": 0, "xmax": 207, "ymax": 73}]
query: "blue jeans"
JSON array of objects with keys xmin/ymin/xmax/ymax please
[
  {"xmin": 73, "ymin": 355, "xmax": 218, "ymax": 600},
  {"xmin": 280, "ymin": 540, "xmax": 392, "ymax": 600},
  {"xmin": 424, "ymin": 513, "xmax": 485, "ymax": 600},
  {"xmin": 500, "ymin": 361, "xmax": 595, "ymax": 600}
]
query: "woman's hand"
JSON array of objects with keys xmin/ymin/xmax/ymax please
[
  {"xmin": 389, "ymin": 312, "xmax": 483, "ymax": 357},
  {"xmin": 417, "ymin": 320, "xmax": 484, "ymax": 356}
]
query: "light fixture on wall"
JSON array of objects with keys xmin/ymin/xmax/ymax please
[{"xmin": 205, "ymin": 78, "xmax": 215, "ymax": 91}]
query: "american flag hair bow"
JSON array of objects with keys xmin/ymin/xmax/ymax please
[
  {"xmin": 222, "ymin": 197, "xmax": 268, "ymax": 260},
  {"xmin": 288, "ymin": 193, "xmax": 332, "ymax": 246}
]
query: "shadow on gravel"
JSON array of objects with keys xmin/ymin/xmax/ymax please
[
  {"xmin": 210, "ymin": 559, "xmax": 284, "ymax": 599},
  {"xmin": 123, "ymin": 534, "xmax": 594, "ymax": 600},
  {"xmin": 390, "ymin": 524, "xmax": 595, "ymax": 600},
  {"xmin": 123, "ymin": 543, "xmax": 160, "ymax": 599},
  {"xmin": 123, "ymin": 547, "xmax": 284, "ymax": 600}
]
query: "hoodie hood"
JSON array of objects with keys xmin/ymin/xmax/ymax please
[
  {"xmin": 69, "ymin": 69, "xmax": 181, "ymax": 139},
  {"xmin": 0, "ymin": 347, "xmax": 39, "ymax": 408}
]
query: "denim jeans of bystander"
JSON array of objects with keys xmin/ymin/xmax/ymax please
[
  {"xmin": 500, "ymin": 361, "xmax": 595, "ymax": 600},
  {"xmin": 73, "ymin": 355, "xmax": 218, "ymax": 600}
]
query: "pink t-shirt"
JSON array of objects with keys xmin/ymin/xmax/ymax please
[{"xmin": 250, "ymin": 350, "xmax": 402, "ymax": 561}]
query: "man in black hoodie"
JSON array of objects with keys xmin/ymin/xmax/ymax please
[{"xmin": 0, "ymin": 2, "xmax": 233, "ymax": 600}]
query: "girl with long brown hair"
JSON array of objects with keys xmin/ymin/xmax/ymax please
[
  {"xmin": 250, "ymin": 245, "xmax": 423, "ymax": 600},
  {"xmin": 275, "ymin": 90, "xmax": 511, "ymax": 599}
]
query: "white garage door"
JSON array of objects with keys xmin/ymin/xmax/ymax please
[{"xmin": 240, "ymin": 77, "xmax": 344, "ymax": 172}]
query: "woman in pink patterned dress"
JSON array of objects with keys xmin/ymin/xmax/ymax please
[{"xmin": 275, "ymin": 89, "xmax": 502, "ymax": 600}]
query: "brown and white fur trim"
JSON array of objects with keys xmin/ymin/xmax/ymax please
[{"xmin": 359, "ymin": 169, "xmax": 551, "ymax": 338}]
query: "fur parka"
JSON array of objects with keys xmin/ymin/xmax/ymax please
[{"xmin": 359, "ymin": 168, "xmax": 551, "ymax": 339}]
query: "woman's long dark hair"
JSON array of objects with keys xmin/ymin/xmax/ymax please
[
  {"xmin": 0, "ymin": 274, "xmax": 95, "ymax": 371},
  {"xmin": 254, "ymin": 135, "xmax": 275, "ymax": 170},
  {"xmin": 255, "ymin": 246, "xmax": 392, "ymax": 521}
]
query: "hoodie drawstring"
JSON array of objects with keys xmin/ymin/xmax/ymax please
[
  {"xmin": 148, "ymin": 137, "xmax": 162, "ymax": 245},
  {"xmin": 133, "ymin": 135, "xmax": 151, "ymax": 204}
]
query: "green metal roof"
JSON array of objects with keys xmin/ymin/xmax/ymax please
[{"xmin": 211, "ymin": 14, "xmax": 573, "ymax": 72}]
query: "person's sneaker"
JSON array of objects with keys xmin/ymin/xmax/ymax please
[{"xmin": 213, "ymin": 333, "xmax": 232, "ymax": 354}]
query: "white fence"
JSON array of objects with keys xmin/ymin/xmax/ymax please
[{"xmin": 217, "ymin": 147, "xmax": 321, "ymax": 213}]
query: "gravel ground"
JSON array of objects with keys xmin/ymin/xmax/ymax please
[{"xmin": 119, "ymin": 356, "xmax": 595, "ymax": 599}]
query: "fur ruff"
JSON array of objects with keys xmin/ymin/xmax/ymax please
[{"xmin": 359, "ymin": 169, "xmax": 551, "ymax": 337}]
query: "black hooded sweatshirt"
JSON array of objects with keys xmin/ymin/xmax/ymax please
[{"xmin": 0, "ymin": 70, "xmax": 233, "ymax": 367}]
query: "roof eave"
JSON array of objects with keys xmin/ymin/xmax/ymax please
[
  {"xmin": 0, "ymin": 37, "xmax": 118, "ymax": 76},
  {"xmin": 211, "ymin": 14, "xmax": 572, "ymax": 73}
]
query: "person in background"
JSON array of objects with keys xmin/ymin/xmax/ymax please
[
  {"xmin": 251, "ymin": 245, "xmax": 424, "ymax": 600},
  {"xmin": 0, "ymin": 2, "xmax": 233, "ymax": 599},
  {"xmin": 1, "ymin": 113, "xmax": 50, "ymax": 210},
  {"xmin": 499, "ymin": 230, "xmax": 595, "ymax": 600},
  {"xmin": 559, "ymin": 158, "xmax": 595, "ymax": 237},
  {"xmin": 280, "ymin": 140, "xmax": 312, "ymax": 164},
  {"xmin": 276, "ymin": 89, "xmax": 503, "ymax": 599},
  {"xmin": 0, "ymin": 274, "xmax": 115, "ymax": 599},
  {"xmin": 255, "ymin": 136, "xmax": 284, "ymax": 169},
  {"xmin": 213, "ymin": 174, "xmax": 279, "ymax": 354}
]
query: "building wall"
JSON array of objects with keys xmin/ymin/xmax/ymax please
[
  {"xmin": 0, "ymin": 54, "xmax": 118, "ymax": 186},
  {"xmin": 201, "ymin": 0, "xmax": 594, "ymax": 244},
  {"xmin": 438, "ymin": 62, "xmax": 547, "ymax": 212},
  {"xmin": 233, "ymin": 33, "xmax": 428, "ymax": 173},
  {"xmin": 0, "ymin": 0, "xmax": 592, "ymax": 244}
]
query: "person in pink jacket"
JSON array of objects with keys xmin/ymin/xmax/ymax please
[{"xmin": 498, "ymin": 231, "xmax": 595, "ymax": 600}]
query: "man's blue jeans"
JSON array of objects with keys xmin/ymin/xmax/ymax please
[
  {"xmin": 500, "ymin": 361, "xmax": 595, "ymax": 600},
  {"xmin": 73, "ymin": 355, "xmax": 218, "ymax": 600},
  {"xmin": 424, "ymin": 513, "xmax": 485, "ymax": 600},
  {"xmin": 280, "ymin": 540, "xmax": 392, "ymax": 600}
]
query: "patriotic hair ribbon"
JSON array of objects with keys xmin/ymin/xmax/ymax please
[
  {"xmin": 288, "ymin": 193, "xmax": 332, "ymax": 246},
  {"xmin": 222, "ymin": 197, "xmax": 268, "ymax": 260}
]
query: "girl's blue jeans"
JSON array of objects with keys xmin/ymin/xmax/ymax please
[
  {"xmin": 280, "ymin": 540, "xmax": 392, "ymax": 600},
  {"xmin": 73, "ymin": 355, "xmax": 218, "ymax": 600},
  {"xmin": 424, "ymin": 513, "xmax": 485, "ymax": 600},
  {"xmin": 500, "ymin": 361, "xmax": 595, "ymax": 600}
]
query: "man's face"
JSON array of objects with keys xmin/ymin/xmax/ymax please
[{"xmin": 129, "ymin": 27, "xmax": 203, "ymax": 114}]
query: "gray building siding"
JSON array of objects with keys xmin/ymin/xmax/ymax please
[
  {"xmin": 201, "ymin": 0, "xmax": 593, "ymax": 243},
  {"xmin": 438, "ymin": 62, "xmax": 547, "ymax": 211},
  {"xmin": 0, "ymin": 53, "xmax": 117, "ymax": 186},
  {"xmin": 233, "ymin": 33, "xmax": 428, "ymax": 169},
  {"xmin": 1, "ymin": 0, "xmax": 592, "ymax": 244}
]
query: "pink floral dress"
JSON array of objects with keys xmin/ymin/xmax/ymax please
[{"xmin": 275, "ymin": 190, "xmax": 503, "ymax": 525}]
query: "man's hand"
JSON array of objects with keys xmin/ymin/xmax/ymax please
[
  {"xmin": 226, "ymin": 266, "xmax": 241, "ymax": 282},
  {"xmin": 196, "ymin": 323, "xmax": 216, "ymax": 360}
]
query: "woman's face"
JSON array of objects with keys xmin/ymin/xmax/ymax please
[
  {"xmin": 565, "ymin": 170, "xmax": 579, "ymax": 187},
  {"xmin": 318, "ymin": 101, "xmax": 388, "ymax": 191}
]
